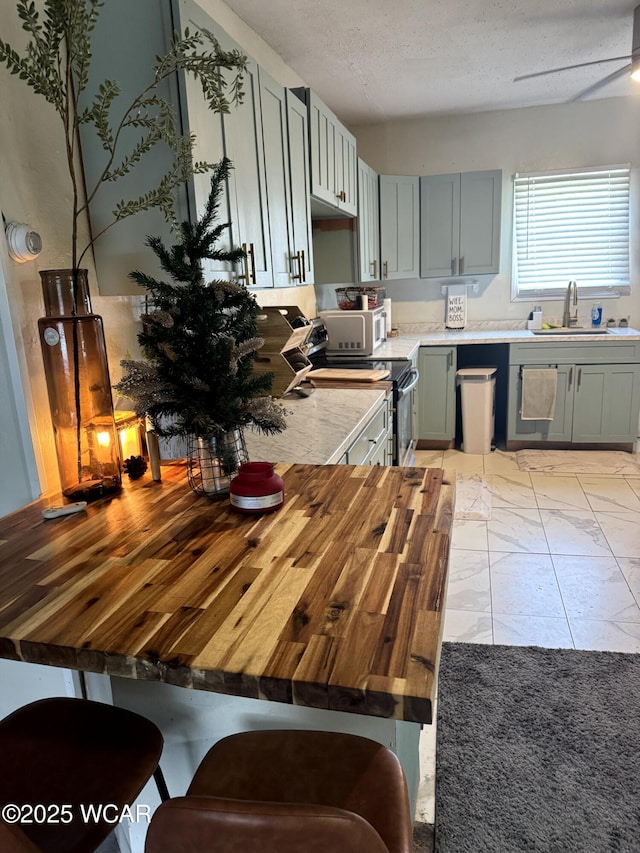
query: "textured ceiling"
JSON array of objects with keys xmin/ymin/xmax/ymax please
[{"xmin": 223, "ymin": 0, "xmax": 640, "ymax": 125}]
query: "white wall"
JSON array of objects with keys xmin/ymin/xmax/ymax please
[{"xmin": 351, "ymin": 96, "xmax": 640, "ymax": 328}]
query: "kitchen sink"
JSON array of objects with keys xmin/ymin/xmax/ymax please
[{"xmin": 531, "ymin": 327, "xmax": 611, "ymax": 335}]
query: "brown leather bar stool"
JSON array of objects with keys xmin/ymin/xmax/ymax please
[
  {"xmin": 0, "ymin": 696, "xmax": 166, "ymax": 853},
  {"xmin": 145, "ymin": 729, "xmax": 413, "ymax": 853}
]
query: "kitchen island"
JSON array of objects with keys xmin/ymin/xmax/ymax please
[
  {"xmin": 0, "ymin": 463, "xmax": 451, "ymax": 721},
  {"xmin": 0, "ymin": 461, "xmax": 452, "ymax": 843}
]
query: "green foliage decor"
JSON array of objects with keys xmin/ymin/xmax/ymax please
[
  {"xmin": 115, "ymin": 158, "xmax": 286, "ymax": 440},
  {"xmin": 0, "ymin": 0, "xmax": 247, "ymax": 271}
]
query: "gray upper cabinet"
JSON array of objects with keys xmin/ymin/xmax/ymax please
[
  {"xmin": 223, "ymin": 56, "xmax": 272, "ymax": 288},
  {"xmin": 258, "ymin": 71, "xmax": 314, "ymax": 288},
  {"xmin": 357, "ymin": 158, "xmax": 380, "ymax": 282},
  {"xmin": 294, "ymin": 88, "xmax": 357, "ymax": 217},
  {"xmin": 258, "ymin": 69, "xmax": 294, "ymax": 288},
  {"xmin": 79, "ymin": 0, "xmax": 207, "ymax": 295},
  {"xmin": 80, "ymin": 0, "xmax": 313, "ymax": 293},
  {"xmin": 420, "ymin": 170, "xmax": 502, "ymax": 278},
  {"xmin": 379, "ymin": 175, "xmax": 420, "ymax": 280},
  {"xmin": 285, "ymin": 91, "xmax": 315, "ymax": 285}
]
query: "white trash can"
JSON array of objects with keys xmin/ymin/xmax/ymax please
[{"xmin": 456, "ymin": 367, "xmax": 497, "ymax": 454}]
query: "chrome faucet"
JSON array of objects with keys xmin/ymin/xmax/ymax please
[{"xmin": 562, "ymin": 280, "xmax": 578, "ymax": 327}]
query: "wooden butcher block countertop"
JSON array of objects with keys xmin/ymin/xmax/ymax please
[{"xmin": 0, "ymin": 463, "xmax": 453, "ymax": 723}]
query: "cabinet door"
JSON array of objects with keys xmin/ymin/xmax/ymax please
[
  {"xmin": 459, "ymin": 170, "xmax": 501, "ymax": 275},
  {"xmin": 420, "ymin": 170, "xmax": 502, "ymax": 278},
  {"xmin": 286, "ymin": 91, "xmax": 314, "ymax": 285},
  {"xmin": 78, "ymin": 0, "xmax": 195, "ymax": 294},
  {"xmin": 176, "ymin": 2, "xmax": 234, "ymax": 280},
  {"xmin": 417, "ymin": 347, "xmax": 457, "ymax": 440},
  {"xmin": 507, "ymin": 364, "xmax": 573, "ymax": 443},
  {"xmin": 346, "ymin": 398, "xmax": 389, "ymax": 465},
  {"xmin": 259, "ymin": 69, "xmax": 294, "ymax": 288},
  {"xmin": 572, "ymin": 364, "xmax": 640, "ymax": 443},
  {"xmin": 380, "ymin": 175, "xmax": 420, "ymax": 280},
  {"xmin": 223, "ymin": 57, "xmax": 273, "ymax": 288},
  {"xmin": 335, "ymin": 124, "xmax": 358, "ymax": 216},
  {"xmin": 307, "ymin": 90, "xmax": 337, "ymax": 208},
  {"xmin": 306, "ymin": 90, "xmax": 357, "ymax": 215},
  {"xmin": 420, "ymin": 174, "xmax": 460, "ymax": 278},
  {"xmin": 357, "ymin": 159, "xmax": 380, "ymax": 281}
]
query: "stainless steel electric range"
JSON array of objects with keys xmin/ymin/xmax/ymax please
[{"xmin": 306, "ymin": 320, "xmax": 418, "ymax": 466}]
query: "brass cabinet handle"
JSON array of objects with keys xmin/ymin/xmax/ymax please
[
  {"xmin": 248, "ymin": 242, "xmax": 256, "ymax": 285},
  {"xmin": 448, "ymin": 349, "xmax": 454, "ymax": 369},
  {"xmin": 459, "ymin": 256, "xmax": 465, "ymax": 274},
  {"xmin": 568, "ymin": 367, "xmax": 573, "ymax": 390},
  {"xmin": 370, "ymin": 259, "xmax": 377, "ymax": 279},
  {"xmin": 383, "ymin": 260, "xmax": 388, "ymax": 279},
  {"xmin": 577, "ymin": 368, "xmax": 582, "ymax": 390},
  {"xmin": 238, "ymin": 242, "xmax": 250, "ymax": 283},
  {"xmin": 291, "ymin": 250, "xmax": 306, "ymax": 282},
  {"xmin": 291, "ymin": 251, "xmax": 302, "ymax": 280}
]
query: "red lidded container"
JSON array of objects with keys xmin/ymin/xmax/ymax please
[{"xmin": 229, "ymin": 462, "xmax": 285, "ymax": 514}]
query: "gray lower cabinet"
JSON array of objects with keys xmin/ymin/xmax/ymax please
[
  {"xmin": 417, "ymin": 347, "xmax": 457, "ymax": 442},
  {"xmin": 343, "ymin": 395, "xmax": 393, "ymax": 465},
  {"xmin": 507, "ymin": 341, "xmax": 640, "ymax": 448}
]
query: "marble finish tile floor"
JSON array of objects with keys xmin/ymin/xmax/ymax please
[
  {"xmin": 413, "ymin": 445, "xmax": 640, "ymax": 825},
  {"xmin": 415, "ymin": 446, "xmax": 640, "ymax": 652}
]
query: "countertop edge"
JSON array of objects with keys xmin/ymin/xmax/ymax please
[{"xmin": 375, "ymin": 327, "xmax": 640, "ymax": 354}]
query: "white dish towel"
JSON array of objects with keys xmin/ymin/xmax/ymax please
[{"xmin": 520, "ymin": 368, "xmax": 558, "ymax": 420}]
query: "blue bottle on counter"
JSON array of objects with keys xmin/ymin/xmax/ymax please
[{"xmin": 591, "ymin": 303, "xmax": 603, "ymax": 328}]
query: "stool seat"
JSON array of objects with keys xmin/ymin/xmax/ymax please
[
  {"xmin": 145, "ymin": 729, "xmax": 413, "ymax": 853},
  {"xmin": 0, "ymin": 697, "xmax": 164, "ymax": 853}
]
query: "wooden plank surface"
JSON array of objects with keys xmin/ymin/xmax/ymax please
[
  {"xmin": 308, "ymin": 368, "xmax": 390, "ymax": 381},
  {"xmin": 0, "ymin": 464, "xmax": 453, "ymax": 723}
]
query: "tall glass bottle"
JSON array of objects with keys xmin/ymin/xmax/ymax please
[{"xmin": 38, "ymin": 269, "xmax": 121, "ymax": 501}]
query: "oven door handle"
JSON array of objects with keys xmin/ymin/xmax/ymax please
[{"xmin": 397, "ymin": 368, "xmax": 419, "ymax": 398}]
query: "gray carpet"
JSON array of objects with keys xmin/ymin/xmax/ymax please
[{"xmin": 435, "ymin": 642, "xmax": 640, "ymax": 852}]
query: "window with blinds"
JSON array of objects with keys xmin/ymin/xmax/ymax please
[{"xmin": 512, "ymin": 165, "xmax": 630, "ymax": 299}]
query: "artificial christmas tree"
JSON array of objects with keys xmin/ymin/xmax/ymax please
[{"xmin": 116, "ymin": 158, "xmax": 286, "ymax": 496}]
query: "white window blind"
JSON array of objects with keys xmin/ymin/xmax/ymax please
[{"xmin": 513, "ymin": 165, "xmax": 630, "ymax": 298}]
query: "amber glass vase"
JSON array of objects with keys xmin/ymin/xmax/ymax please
[{"xmin": 38, "ymin": 269, "xmax": 121, "ymax": 501}]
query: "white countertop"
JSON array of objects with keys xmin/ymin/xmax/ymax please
[
  {"xmin": 245, "ymin": 386, "xmax": 388, "ymax": 465},
  {"xmin": 376, "ymin": 326, "xmax": 640, "ymax": 357},
  {"xmin": 245, "ymin": 325, "xmax": 640, "ymax": 468}
]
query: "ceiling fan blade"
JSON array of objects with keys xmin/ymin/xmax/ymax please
[
  {"xmin": 569, "ymin": 62, "xmax": 632, "ymax": 101},
  {"xmin": 514, "ymin": 55, "xmax": 631, "ymax": 82}
]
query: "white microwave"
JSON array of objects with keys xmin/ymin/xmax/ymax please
[{"xmin": 320, "ymin": 307, "xmax": 386, "ymax": 356}]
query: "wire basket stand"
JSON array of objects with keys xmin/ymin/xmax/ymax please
[{"xmin": 186, "ymin": 430, "xmax": 249, "ymax": 498}]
